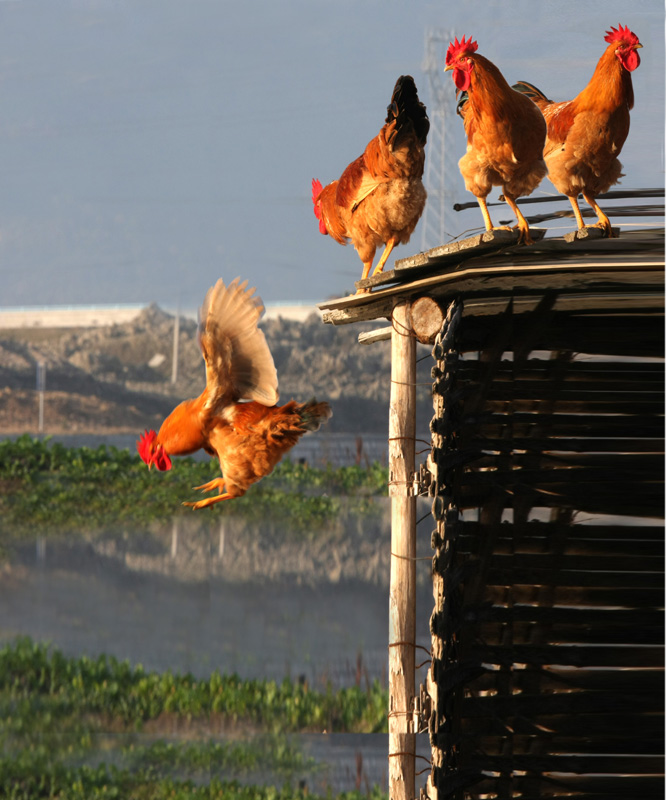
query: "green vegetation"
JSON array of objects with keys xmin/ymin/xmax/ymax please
[
  {"xmin": 1, "ymin": 752, "xmax": 388, "ymax": 800},
  {"xmin": 0, "ymin": 638, "xmax": 389, "ymax": 799},
  {"xmin": 0, "ymin": 435, "xmax": 388, "ymax": 536},
  {"xmin": 0, "ymin": 440, "xmax": 392, "ymax": 798},
  {"xmin": 0, "ymin": 638, "xmax": 387, "ymax": 735}
]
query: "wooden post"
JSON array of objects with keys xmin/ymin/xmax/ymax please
[
  {"xmin": 388, "ymin": 299, "xmax": 416, "ymax": 800},
  {"xmin": 36, "ymin": 361, "xmax": 45, "ymax": 433},
  {"xmin": 171, "ymin": 309, "xmax": 180, "ymax": 384}
]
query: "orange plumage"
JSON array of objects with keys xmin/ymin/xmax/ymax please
[
  {"xmin": 447, "ymin": 36, "xmax": 547, "ymax": 244},
  {"xmin": 513, "ymin": 25, "xmax": 643, "ymax": 236},
  {"xmin": 137, "ymin": 279, "xmax": 331, "ymax": 509},
  {"xmin": 312, "ymin": 75, "xmax": 429, "ymax": 292}
]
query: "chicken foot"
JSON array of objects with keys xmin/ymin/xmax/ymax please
[
  {"xmin": 583, "ymin": 192, "xmax": 616, "ymax": 237},
  {"xmin": 502, "ymin": 194, "xmax": 534, "ymax": 245},
  {"xmin": 568, "ymin": 194, "xmax": 616, "ymax": 237},
  {"xmin": 477, "ymin": 196, "xmax": 514, "ymax": 237},
  {"xmin": 183, "ymin": 478, "xmax": 232, "ymax": 510}
]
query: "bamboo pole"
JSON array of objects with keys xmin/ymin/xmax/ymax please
[{"xmin": 388, "ymin": 299, "xmax": 416, "ymax": 800}]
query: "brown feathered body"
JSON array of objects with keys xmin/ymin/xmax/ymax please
[
  {"xmin": 454, "ymin": 51, "xmax": 547, "ymax": 243},
  {"xmin": 137, "ymin": 279, "xmax": 331, "ymax": 509},
  {"xmin": 312, "ymin": 75, "xmax": 429, "ymax": 288},
  {"xmin": 513, "ymin": 27, "xmax": 642, "ymax": 234}
]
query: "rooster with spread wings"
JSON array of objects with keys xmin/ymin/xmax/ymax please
[{"xmin": 137, "ymin": 279, "xmax": 331, "ymax": 509}]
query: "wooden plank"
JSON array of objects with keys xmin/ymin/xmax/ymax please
[
  {"xmin": 464, "ymin": 643, "xmax": 663, "ymax": 667},
  {"xmin": 457, "ymin": 314, "xmax": 664, "ymax": 357},
  {"xmin": 453, "ymin": 437, "xmax": 664, "ymax": 454},
  {"xmin": 481, "ymin": 584, "xmax": 664, "ymax": 610},
  {"xmin": 395, "ymin": 229, "xmax": 531, "ymax": 269},
  {"xmin": 454, "ymin": 711, "xmax": 665, "ymax": 738},
  {"xmin": 442, "ymin": 731, "xmax": 663, "ymax": 755},
  {"xmin": 475, "ymin": 621, "xmax": 663, "ymax": 646},
  {"xmin": 318, "ymin": 258, "xmax": 663, "ymax": 324},
  {"xmin": 480, "ymin": 397, "xmax": 665, "ymax": 413},
  {"xmin": 359, "ymin": 228, "xmax": 547, "ymax": 290},
  {"xmin": 457, "ymin": 359, "xmax": 666, "ymax": 380},
  {"xmin": 387, "ymin": 299, "xmax": 416, "ymax": 800},
  {"xmin": 466, "ymin": 753, "xmax": 662, "ymax": 775},
  {"xmin": 457, "ymin": 519, "xmax": 665, "ymax": 537},
  {"xmin": 483, "ymin": 567, "xmax": 664, "ymax": 589},
  {"xmin": 357, "ymin": 327, "xmax": 392, "ymax": 345},
  {"xmin": 456, "ymin": 412, "xmax": 664, "ymax": 438},
  {"xmin": 457, "ymin": 535, "xmax": 664, "ymax": 559},
  {"xmin": 563, "ymin": 225, "xmax": 620, "ymax": 242},
  {"xmin": 469, "ymin": 666, "xmax": 665, "ymax": 695}
]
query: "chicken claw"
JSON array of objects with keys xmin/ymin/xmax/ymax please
[
  {"xmin": 183, "ymin": 492, "xmax": 233, "ymax": 510},
  {"xmin": 192, "ymin": 478, "xmax": 227, "ymax": 494},
  {"xmin": 183, "ymin": 478, "xmax": 231, "ymax": 509}
]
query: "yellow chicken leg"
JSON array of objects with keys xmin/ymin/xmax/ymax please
[
  {"xmin": 371, "ymin": 236, "xmax": 398, "ymax": 276},
  {"xmin": 567, "ymin": 194, "xmax": 586, "ymax": 229},
  {"xmin": 503, "ymin": 194, "xmax": 534, "ymax": 245},
  {"xmin": 583, "ymin": 192, "xmax": 616, "ymax": 237},
  {"xmin": 356, "ymin": 260, "xmax": 375, "ymax": 295},
  {"xmin": 183, "ymin": 477, "xmax": 231, "ymax": 509},
  {"xmin": 183, "ymin": 492, "xmax": 233, "ymax": 510},
  {"xmin": 477, "ymin": 196, "xmax": 515, "ymax": 238},
  {"xmin": 477, "ymin": 196, "xmax": 495, "ymax": 232},
  {"xmin": 192, "ymin": 478, "xmax": 227, "ymax": 494}
]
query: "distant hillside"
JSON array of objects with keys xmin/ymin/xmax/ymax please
[{"xmin": 0, "ymin": 306, "xmax": 434, "ymax": 435}]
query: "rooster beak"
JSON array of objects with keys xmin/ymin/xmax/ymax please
[
  {"xmin": 634, "ymin": 43, "xmax": 643, "ymax": 49},
  {"xmin": 444, "ymin": 64, "xmax": 453, "ymax": 72}
]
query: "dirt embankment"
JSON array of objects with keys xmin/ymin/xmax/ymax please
[{"xmin": 0, "ymin": 307, "xmax": 433, "ymax": 436}]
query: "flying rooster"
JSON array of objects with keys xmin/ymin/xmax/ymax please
[
  {"xmin": 137, "ymin": 279, "xmax": 331, "ymax": 509},
  {"xmin": 447, "ymin": 36, "xmax": 547, "ymax": 244},
  {"xmin": 312, "ymin": 74, "xmax": 429, "ymax": 291},
  {"xmin": 513, "ymin": 24, "xmax": 642, "ymax": 236}
]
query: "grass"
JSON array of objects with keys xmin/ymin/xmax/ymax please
[
  {"xmin": 0, "ymin": 638, "xmax": 388, "ymax": 736},
  {"xmin": 0, "ymin": 440, "xmax": 392, "ymax": 798},
  {"xmin": 0, "ymin": 639, "xmax": 389, "ymax": 799},
  {"xmin": 0, "ymin": 435, "xmax": 388, "ymax": 536},
  {"xmin": 0, "ymin": 752, "xmax": 389, "ymax": 800}
]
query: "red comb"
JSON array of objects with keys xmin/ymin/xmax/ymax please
[
  {"xmin": 137, "ymin": 430, "xmax": 157, "ymax": 465},
  {"xmin": 446, "ymin": 35, "xmax": 478, "ymax": 66},
  {"xmin": 604, "ymin": 24, "xmax": 640, "ymax": 47}
]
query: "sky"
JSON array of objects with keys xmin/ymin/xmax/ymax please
[{"xmin": 0, "ymin": 0, "xmax": 663, "ymax": 311}]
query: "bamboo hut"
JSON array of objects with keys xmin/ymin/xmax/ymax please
[{"xmin": 319, "ymin": 225, "xmax": 665, "ymax": 800}]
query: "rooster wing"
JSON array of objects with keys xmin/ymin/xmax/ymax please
[{"xmin": 198, "ymin": 278, "xmax": 279, "ymax": 417}]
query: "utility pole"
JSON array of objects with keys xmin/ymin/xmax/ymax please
[
  {"xmin": 36, "ymin": 361, "xmax": 46, "ymax": 433},
  {"xmin": 421, "ymin": 27, "xmax": 459, "ymax": 250},
  {"xmin": 388, "ymin": 300, "xmax": 417, "ymax": 800},
  {"xmin": 171, "ymin": 308, "xmax": 180, "ymax": 384}
]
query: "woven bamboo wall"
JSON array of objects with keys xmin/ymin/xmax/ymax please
[{"xmin": 425, "ymin": 296, "xmax": 664, "ymax": 800}]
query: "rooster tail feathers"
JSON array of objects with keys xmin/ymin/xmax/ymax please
[
  {"xmin": 199, "ymin": 278, "xmax": 279, "ymax": 409},
  {"xmin": 298, "ymin": 398, "xmax": 332, "ymax": 432},
  {"xmin": 512, "ymin": 80, "xmax": 551, "ymax": 107},
  {"xmin": 386, "ymin": 75, "xmax": 430, "ymax": 148}
]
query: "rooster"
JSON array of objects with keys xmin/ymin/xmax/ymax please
[
  {"xmin": 513, "ymin": 25, "xmax": 642, "ymax": 237},
  {"xmin": 446, "ymin": 36, "xmax": 547, "ymax": 245},
  {"xmin": 312, "ymin": 75, "xmax": 429, "ymax": 292},
  {"xmin": 137, "ymin": 278, "xmax": 331, "ymax": 509}
]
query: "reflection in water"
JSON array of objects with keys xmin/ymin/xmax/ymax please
[
  {"xmin": 0, "ymin": 499, "xmax": 435, "ymax": 793},
  {"xmin": 1, "ymin": 510, "xmax": 433, "ymax": 688}
]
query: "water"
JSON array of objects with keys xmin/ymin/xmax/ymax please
[
  {"xmin": 0, "ymin": 431, "xmax": 434, "ymax": 793},
  {"xmin": 1, "ymin": 521, "xmax": 433, "ymax": 686}
]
